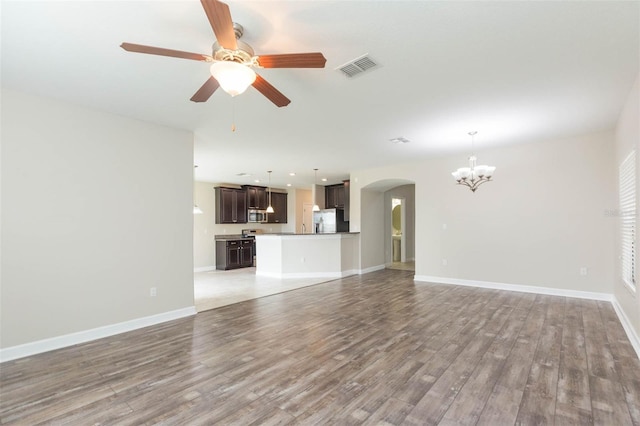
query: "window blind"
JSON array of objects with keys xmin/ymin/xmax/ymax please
[{"xmin": 620, "ymin": 150, "xmax": 636, "ymax": 290}]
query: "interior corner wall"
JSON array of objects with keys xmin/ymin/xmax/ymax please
[
  {"xmin": 1, "ymin": 89, "xmax": 195, "ymax": 349},
  {"xmin": 351, "ymin": 130, "xmax": 615, "ymax": 295},
  {"xmin": 614, "ymin": 73, "xmax": 640, "ymax": 339}
]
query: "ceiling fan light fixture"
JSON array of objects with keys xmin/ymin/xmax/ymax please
[{"xmin": 210, "ymin": 61, "xmax": 256, "ymax": 96}]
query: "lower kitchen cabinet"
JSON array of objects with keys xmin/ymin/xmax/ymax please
[{"xmin": 216, "ymin": 239, "xmax": 254, "ymax": 270}]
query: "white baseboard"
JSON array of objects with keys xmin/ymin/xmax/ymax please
[
  {"xmin": 612, "ymin": 296, "xmax": 640, "ymax": 360},
  {"xmin": 194, "ymin": 266, "xmax": 216, "ymax": 273},
  {"xmin": 360, "ymin": 264, "xmax": 386, "ymax": 275},
  {"xmin": 0, "ymin": 306, "xmax": 197, "ymax": 363},
  {"xmin": 413, "ymin": 275, "xmax": 612, "ymax": 301}
]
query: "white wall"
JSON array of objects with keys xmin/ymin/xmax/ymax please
[
  {"xmin": 614, "ymin": 74, "xmax": 640, "ymax": 339},
  {"xmin": 352, "ymin": 131, "xmax": 616, "ymax": 294},
  {"xmin": 1, "ymin": 89, "xmax": 194, "ymax": 349}
]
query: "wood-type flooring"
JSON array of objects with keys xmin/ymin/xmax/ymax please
[{"xmin": 2, "ymin": 269, "xmax": 640, "ymax": 425}]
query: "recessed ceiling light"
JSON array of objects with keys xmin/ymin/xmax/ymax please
[
  {"xmin": 289, "ymin": 172, "xmax": 296, "ymax": 176},
  {"xmin": 321, "ymin": 178, "xmax": 327, "ymax": 182},
  {"xmin": 390, "ymin": 137, "xmax": 410, "ymax": 144},
  {"xmin": 254, "ymin": 179, "xmax": 260, "ymax": 183},
  {"xmin": 286, "ymin": 183, "xmax": 292, "ymax": 187}
]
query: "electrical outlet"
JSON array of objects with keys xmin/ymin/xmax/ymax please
[
  {"xmin": 150, "ymin": 287, "xmax": 157, "ymax": 297},
  {"xmin": 442, "ymin": 259, "xmax": 448, "ymax": 266},
  {"xmin": 442, "ymin": 224, "xmax": 448, "ymax": 231},
  {"xmin": 580, "ymin": 267, "xmax": 588, "ymax": 276},
  {"xmin": 301, "ymin": 257, "xmax": 305, "ymax": 263}
]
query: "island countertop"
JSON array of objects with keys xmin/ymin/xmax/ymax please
[
  {"xmin": 255, "ymin": 233, "xmax": 360, "ymax": 278},
  {"xmin": 257, "ymin": 232, "xmax": 360, "ymax": 236}
]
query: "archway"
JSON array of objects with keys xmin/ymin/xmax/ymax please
[{"xmin": 360, "ymin": 179, "xmax": 416, "ymax": 272}]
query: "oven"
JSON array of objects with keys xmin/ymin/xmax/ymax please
[
  {"xmin": 247, "ymin": 209, "xmax": 268, "ymax": 223},
  {"xmin": 242, "ymin": 229, "xmax": 264, "ymax": 267}
]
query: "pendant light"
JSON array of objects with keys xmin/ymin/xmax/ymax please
[
  {"xmin": 193, "ymin": 165, "xmax": 203, "ymax": 214},
  {"xmin": 312, "ymin": 168, "xmax": 320, "ymax": 212},
  {"xmin": 266, "ymin": 171, "xmax": 274, "ymax": 213}
]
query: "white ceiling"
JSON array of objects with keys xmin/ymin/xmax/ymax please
[{"xmin": 2, "ymin": 1, "xmax": 638, "ymax": 188}]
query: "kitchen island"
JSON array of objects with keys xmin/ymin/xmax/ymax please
[{"xmin": 255, "ymin": 233, "xmax": 360, "ymax": 278}]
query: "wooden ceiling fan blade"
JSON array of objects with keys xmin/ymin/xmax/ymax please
[
  {"xmin": 120, "ymin": 43, "xmax": 211, "ymax": 61},
  {"xmin": 200, "ymin": 0, "xmax": 237, "ymax": 50},
  {"xmin": 252, "ymin": 74, "xmax": 291, "ymax": 107},
  {"xmin": 191, "ymin": 77, "xmax": 220, "ymax": 103},
  {"xmin": 256, "ymin": 53, "xmax": 327, "ymax": 68}
]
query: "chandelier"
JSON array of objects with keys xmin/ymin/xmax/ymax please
[{"xmin": 451, "ymin": 131, "xmax": 496, "ymax": 192}]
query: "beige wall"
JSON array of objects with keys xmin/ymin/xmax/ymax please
[
  {"xmin": 359, "ymin": 189, "xmax": 386, "ymax": 271},
  {"xmin": 1, "ymin": 89, "xmax": 194, "ymax": 349},
  {"xmin": 295, "ymin": 188, "xmax": 312, "ymax": 234},
  {"xmin": 614, "ymin": 74, "xmax": 640, "ymax": 338},
  {"xmin": 193, "ymin": 181, "xmax": 217, "ymax": 269},
  {"xmin": 352, "ymin": 130, "xmax": 616, "ymax": 294}
]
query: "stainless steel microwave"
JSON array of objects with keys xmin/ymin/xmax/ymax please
[{"xmin": 248, "ymin": 209, "xmax": 268, "ymax": 223}]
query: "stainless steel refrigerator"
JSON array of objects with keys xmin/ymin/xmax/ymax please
[{"xmin": 313, "ymin": 208, "xmax": 349, "ymax": 233}]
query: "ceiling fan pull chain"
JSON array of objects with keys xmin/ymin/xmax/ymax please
[{"xmin": 231, "ymin": 97, "xmax": 236, "ymax": 132}]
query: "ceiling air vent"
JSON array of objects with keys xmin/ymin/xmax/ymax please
[{"xmin": 336, "ymin": 54, "xmax": 379, "ymax": 78}]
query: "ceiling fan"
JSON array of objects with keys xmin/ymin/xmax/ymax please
[{"xmin": 121, "ymin": 0, "xmax": 326, "ymax": 107}]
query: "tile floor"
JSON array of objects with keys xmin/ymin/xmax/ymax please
[
  {"xmin": 194, "ymin": 268, "xmax": 337, "ymax": 312},
  {"xmin": 195, "ymin": 261, "xmax": 416, "ymax": 312}
]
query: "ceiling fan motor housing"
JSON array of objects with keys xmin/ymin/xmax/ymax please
[
  {"xmin": 211, "ymin": 23, "xmax": 257, "ymax": 65},
  {"xmin": 212, "ymin": 40, "xmax": 255, "ymax": 64}
]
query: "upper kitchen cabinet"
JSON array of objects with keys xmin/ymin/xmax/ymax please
[
  {"xmin": 244, "ymin": 186, "xmax": 268, "ymax": 210},
  {"xmin": 267, "ymin": 192, "xmax": 287, "ymax": 223},
  {"xmin": 325, "ymin": 183, "xmax": 346, "ymax": 209},
  {"xmin": 215, "ymin": 187, "xmax": 247, "ymax": 224},
  {"xmin": 325, "ymin": 181, "xmax": 350, "ymax": 221}
]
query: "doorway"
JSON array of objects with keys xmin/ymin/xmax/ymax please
[
  {"xmin": 302, "ymin": 203, "xmax": 314, "ymax": 234},
  {"xmin": 391, "ymin": 197, "xmax": 406, "ymax": 262}
]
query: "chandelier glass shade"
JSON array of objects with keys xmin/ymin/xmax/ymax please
[
  {"xmin": 451, "ymin": 132, "xmax": 496, "ymax": 192},
  {"xmin": 210, "ymin": 61, "xmax": 256, "ymax": 97}
]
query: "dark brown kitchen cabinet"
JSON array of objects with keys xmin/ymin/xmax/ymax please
[
  {"xmin": 215, "ymin": 187, "xmax": 247, "ymax": 224},
  {"xmin": 267, "ymin": 192, "xmax": 288, "ymax": 223},
  {"xmin": 325, "ymin": 183, "xmax": 346, "ymax": 209},
  {"xmin": 244, "ymin": 186, "xmax": 268, "ymax": 210},
  {"xmin": 216, "ymin": 239, "xmax": 253, "ymax": 270}
]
